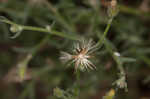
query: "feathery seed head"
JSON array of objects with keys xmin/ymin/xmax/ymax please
[{"xmin": 60, "ymin": 39, "xmax": 97, "ymax": 71}]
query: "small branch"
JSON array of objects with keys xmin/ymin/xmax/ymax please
[
  {"xmin": 43, "ymin": 0, "xmax": 76, "ymax": 32},
  {"xmin": 96, "ymin": 18, "xmax": 113, "ymax": 48},
  {"xmin": 119, "ymin": 4, "xmax": 150, "ymax": 17},
  {"xmin": 0, "ymin": 17, "xmax": 79, "ymax": 41}
]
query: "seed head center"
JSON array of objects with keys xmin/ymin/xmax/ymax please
[{"xmin": 78, "ymin": 54, "xmax": 85, "ymax": 59}]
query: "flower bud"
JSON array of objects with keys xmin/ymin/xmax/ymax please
[
  {"xmin": 108, "ymin": 0, "xmax": 119, "ymax": 18},
  {"xmin": 53, "ymin": 87, "xmax": 64, "ymax": 98},
  {"xmin": 10, "ymin": 25, "xmax": 23, "ymax": 33},
  {"xmin": 103, "ymin": 89, "xmax": 115, "ymax": 99}
]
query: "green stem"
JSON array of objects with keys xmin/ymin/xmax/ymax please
[
  {"xmin": 96, "ymin": 13, "xmax": 125, "ymax": 76},
  {"xmin": 74, "ymin": 70, "xmax": 80, "ymax": 98},
  {"xmin": 104, "ymin": 40, "xmax": 125, "ymax": 75},
  {"xmin": 0, "ymin": 18, "xmax": 79, "ymax": 41},
  {"xmin": 95, "ymin": 18, "xmax": 113, "ymax": 49},
  {"xmin": 23, "ymin": 25, "xmax": 78, "ymax": 40},
  {"xmin": 43, "ymin": 0, "xmax": 76, "ymax": 32},
  {"xmin": 31, "ymin": 36, "xmax": 50, "ymax": 56},
  {"xmin": 119, "ymin": 4, "xmax": 150, "ymax": 17},
  {"xmin": 19, "ymin": 36, "xmax": 50, "ymax": 99}
]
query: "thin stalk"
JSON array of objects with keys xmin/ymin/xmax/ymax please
[
  {"xmin": 95, "ymin": 17, "xmax": 113, "ymax": 49},
  {"xmin": 74, "ymin": 70, "xmax": 80, "ymax": 98},
  {"xmin": 43, "ymin": 0, "xmax": 76, "ymax": 32},
  {"xmin": 119, "ymin": 4, "xmax": 150, "ymax": 17},
  {"xmin": 104, "ymin": 39, "xmax": 125, "ymax": 75},
  {"xmin": 0, "ymin": 18, "xmax": 79, "ymax": 41},
  {"xmin": 19, "ymin": 36, "xmax": 50, "ymax": 99},
  {"xmin": 31, "ymin": 36, "xmax": 50, "ymax": 57}
]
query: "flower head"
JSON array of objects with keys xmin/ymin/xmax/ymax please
[
  {"xmin": 113, "ymin": 73, "xmax": 128, "ymax": 92},
  {"xmin": 60, "ymin": 39, "xmax": 97, "ymax": 71}
]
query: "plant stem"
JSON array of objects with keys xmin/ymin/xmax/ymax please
[
  {"xmin": 43, "ymin": 0, "xmax": 76, "ymax": 32},
  {"xmin": 0, "ymin": 18, "xmax": 79, "ymax": 41},
  {"xmin": 31, "ymin": 35, "xmax": 50, "ymax": 57},
  {"xmin": 96, "ymin": 19, "xmax": 112, "ymax": 47},
  {"xmin": 96, "ymin": 12, "xmax": 126, "ymax": 80},
  {"xmin": 103, "ymin": 39, "xmax": 125, "ymax": 75},
  {"xmin": 74, "ymin": 70, "xmax": 80, "ymax": 98},
  {"xmin": 19, "ymin": 36, "xmax": 50, "ymax": 99},
  {"xmin": 119, "ymin": 4, "xmax": 150, "ymax": 17}
]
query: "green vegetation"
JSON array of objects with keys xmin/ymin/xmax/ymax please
[{"xmin": 0, "ymin": 0, "xmax": 150, "ymax": 99}]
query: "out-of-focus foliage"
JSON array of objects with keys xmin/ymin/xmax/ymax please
[{"xmin": 0, "ymin": 0, "xmax": 150, "ymax": 99}]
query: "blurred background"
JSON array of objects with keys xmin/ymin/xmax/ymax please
[{"xmin": 0, "ymin": 0, "xmax": 150, "ymax": 99}]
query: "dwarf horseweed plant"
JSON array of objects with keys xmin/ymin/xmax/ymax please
[{"xmin": 0, "ymin": 0, "xmax": 135, "ymax": 98}]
